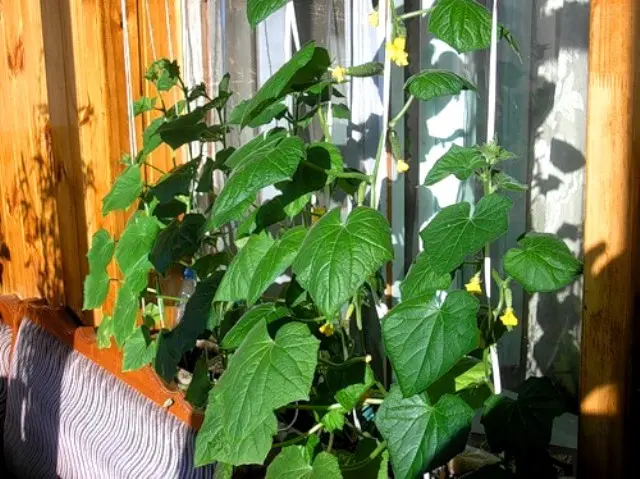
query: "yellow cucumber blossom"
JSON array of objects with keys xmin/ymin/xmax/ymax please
[
  {"xmin": 386, "ymin": 37, "xmax": 409, "ymax": 67},
  {"xmin": 465, "ymin": 272, "xmax": 482, "ymax": 295},
  {"xmin": 331, "ymin": 66, "xmax": 346, "ymax": 82},
  {"xmin": 319, "ymin": 322, "xmax": 335, "ymax": 337},
  {"xmin": 500, "ymin": 307, "xmax": 518, "ymax": 327},
  {"xmin": 368, "ymin": 10, "xmax": 379, "ymax": 28},
  {"xmin": 396, "ymin": 159, "xmax": 410, "ymax": 173}
]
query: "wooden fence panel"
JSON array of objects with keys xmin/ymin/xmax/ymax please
[{"xmin": 0, "ymin": 0, "xmax": 181, "ymax": 325}]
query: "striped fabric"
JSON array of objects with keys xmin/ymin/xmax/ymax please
[
  {"xmin": 2, "ymin": 319, "xmax": 214, "ymax": 479},
  {"xmin": 0, "ymin": 323, "xmax": 12, "ymax": 460}
]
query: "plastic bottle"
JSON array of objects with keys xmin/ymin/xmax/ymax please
[{"xmin": 176, "ymin": 268, "xmax": 196, "ymax": 323}]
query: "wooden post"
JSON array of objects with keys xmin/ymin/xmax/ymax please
[{"xmin": 579, "ymin": 0, "xmax": 640, "ymax": 475}]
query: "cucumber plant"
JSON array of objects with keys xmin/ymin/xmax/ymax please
[{"xmin": 84, "ymin": 1, "xmax": 582, "ymax": 477}]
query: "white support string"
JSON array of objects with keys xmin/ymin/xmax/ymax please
[
  {"xmin": 120, "ymin": 0, "xmax": 138, "ymax": 157},
  {"xmin": 486, "ymin": 0, "xmax": 502, "ymax": 395},
  {"xmin": 144, "ymin": 0, "xmax": 158, "ymax": 60}
]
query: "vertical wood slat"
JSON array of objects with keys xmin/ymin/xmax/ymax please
[
  {"xmin": 0, "ymin": 1, "xmax": 181, "ymax": 324},
  {"xmin": 579, "ymin": 0, "xmax": 640, "ymax": 475}
]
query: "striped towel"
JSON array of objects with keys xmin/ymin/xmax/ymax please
[
  {"xmin": 0, "ymin": 323, "xmax": 12, "ymax": 462},
  {"xmin": 2, "ymin": 319, "xmax": 214, "ymax": 479}
]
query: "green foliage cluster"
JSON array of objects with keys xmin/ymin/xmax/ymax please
[{"xmin": 84, "ymin": 1, "xmax": 582, "ymax": 477}]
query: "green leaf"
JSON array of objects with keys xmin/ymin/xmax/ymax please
[
  {"xmin": 266, "ymin": 446, "xmax": 342, "ymax": 479},
  {"xmin": 246, "ymin": 226, "xmax": 306, "ymax": 304},
  {"xmin": 224, "ymin": 129, "xmax": 287, "ymax": 170},
  {"xmin": 221, "ymin": 303, "xmax": 290, "ymax": 349},
  {"xmin": 156, "ymin": 109, "xmax": 207, "ymax": 149},
  {"xmin": 419, "ymin": 194, "xmax": 512, "ymax": 274},
  {"xmin": 306, "ymin": 142, "xmax": 344, "ymax": 183},
  {"xmin": 247, "ymin": 101, "xmax": 288, "ymax": 128},
  {"xmin": 154, "ymin": 274, "xmax": 220, "ymax": 382},
  {"xmin": 492, "ymin": 171, "xmax": 528, "ymax": 192},
  {"xmin": 195, "ymin": 321, "xmax": 320, "ymax": 466},
  {"xmin": 482, "ymin": 377, "xmax": 565, "ymax": 456},
  {"xmin": 503, "ymin": 233, "xmax": 583, "ymax": 293},
  {"xmin": 405, "ymin": 69, "xmax": 475, "ymax": 102},
  {"xmin": 215, "ymin": 233, "xmax": 274, "ymax": 302},
  {"xmin": 247, "ymin": 0, "xmax": 289, "ymax": 27},
  {"xmin": 382, "ymin": 291, "xmax": 479, "ymax": 397},
  {"xmin": 102, "ymin": 165, "xmax": 143, "ymax": 216},
  {"xmin": 148, "ymin": 160, "xmax": 197, "ymax": 203},
  {"xmin": 428, "ymin": 0, "xmax": 491, "ymax": 53},
  {"xmin": 331, "ymin": 103, "xmax": 350, "ymax": 120},
  {"xmin": 142, "ymin": 117, "xmax": 165, "ymax": 157},
  {"xmin": 321, "ymin": 406, "xmax": 347, "ymax": 433},
  {"xmin": 336, "ymin": 439, "xmax": 389, "ymax": 479},
  {"xmin": 376, "ymin": 386, "xmax": 473, "ymax": 479},
  {"xmin": 149, "ymin": 214, "xmax": 205, "ymax": 274},
  {"xmin": 197, "ymin": 158, "xmax": 216, "ymax": 193},
  {"xmin": 115, "ymin": 214, "xmax": 160, "ymax": 294},
  {"xmin": 83, "ymin": 229, "xmax": 115, "ymax": 309},
  {"xmin": 133, "ymin": 96, "xmax": 156, "ymax": 116},
  {"xmin": 192, "ymin": 252, "xmax": 231, "ymax": 280},
  {"xmin": 214, "ymin": 463, "xmax": 233, "ymax": 479},
  {"xmin": 145, "ymin": 59, "xmax": 180, "ymax": 91},
  {"xmin": 96, "ymin": 315, "xmax": 114, "ymax": 349},
  {"xmin": 326, "ymin": 363, "xmax": 376, "ymax": 410},
  {"xmin": 400, "ymin": 251, "xmax": 452, "ymax": 301},
  {"xmin": 293, "ymin": 207, "xmax": 393, "ymax": 319},
  {"xmin": 426, "ymin": 356, "xmax": 491, "ymax": 410},
  {"xmin": 237, "ymin": 42, "xmax": 330, "ymax": 127},
  {"xmin": 424, "ymin": 145, "xmax": 486, "ymax": 186},
  {"xmin": 186, "ymin": 356, "xmax": 212, "ymax": 409},
  {"xmin": 210, "ymin": 136, "xmax": 305, "ymax": 228},
  {"xmin": 122, "ymin": 326, "xmax": 156, "ymax": 372},
  {"xmin": 112, "ymin": 282, "xmax": 139, "ymax": 348}
]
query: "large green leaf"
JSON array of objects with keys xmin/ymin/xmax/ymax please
[
  {"xmin": 503, "ymin": 233, "xmax": 583, "ymax": 293},
  {"xmin": 221, "ymin": 303, "xmax": 291, "ymax": 349},
  {"xmin": 224, "ymin": 129, "xmax": 287, "ymax": 169},
  {"xmin": 400, "ymin": 251, "xmax": 452, "ymax": 301},
  {"xmin": 424, "ymin": 145, "xmax": 486, "ymax": 186},
  {"xmin": 149, "ymin": 214, "xmax": 205, "ymax": 274},
  {"xmin": 376, "ymin": 386, "xmax": 473, "ymax": 479},
  {"xmin": 482, "ymin": 377, "xmax": 565, "ymax": 468},
  {"xmin": 195, "ymin": 321, "xmax": 320, "ymax": 466},
  {"xmin": 83, "ymin": 229, "xmax": 115, "ymax": 309},
  {"xmin": 142, "ymin": 117, "xmax": 165, "ymax": 157},
  {"xmin": 326, "ymin": 363, "xmax": 376, "ymax": 410},
  {"xmin": 419, "ymin": 194, "xmax": 512, "ymax": 274},
  {"xmin": 102, "ymin": 165, "xmax": 143, "ymax": 216},
  {"xmin": 428, "ymin": 0, "xmax": 520, "ymax": 55},
  {"xmin": 148, "ymin": 160, "xmax": 197, "ymax": 204},
  {"xmin": 237, "ymin": 42, "xmax": 330, "ymax": 127},
  {"xmin": 210, "ymin": 136, "xmax": 305, "ymax": 228},
  {"xmin": 122, "ymin": 326, "xmax": 156, "ymax": 372},
  {"xmin": 156, "ymin": 109, "xmax": 207, "ymax": 149},
  {"xmin": 383, "ymin": 291, "xmax": 479, "ymax": 397},
  {"xmin": 292, "ymin": 207, "xmax": 393, "ymax": 319},
  {"xmin": 154, "ymin": 274, "xmax": 220, "ymax": 382},
  {"xmin": 266, "ymin": 446, "xmax": 342, "ymax": 479},
  {"xmin": 405, "ymin": 70, "xmax": 475, "ymax": 102},
  {"xmin": 247, "ymin": 0, "xmax": 289, "ymax": 27},
  {"xmin": 112, "ymin": 282, "xmax": 139, "ymax": 348},
  {"xmin": 246, "ymin": 226, "xmax": 306, "ymax": 304},
  {"xmin": 426, "ymin": 356, "xmax": 491, "ymax": 410},
  {"xmin": 115, "ymin": 214, "xmax": 160, "ymax": 294},
  {"xmin": 215, "ymin": 233, "xmax": 274, "ymax": 302}
]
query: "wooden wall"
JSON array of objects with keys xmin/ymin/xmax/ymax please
[{"xmin": 0, "ymin": 0, "xmax": 181, "ymax": 324}]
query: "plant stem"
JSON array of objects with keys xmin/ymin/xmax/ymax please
[
  {"xmin": 388, "ymin": 95, "xmax": 415, "ymax": 129},
  {"xmin": 144, "ymin": 161, "xmax": 167, "ymax": 176},
  {"xmin": 146, "ymin": 288, "xmax": 184, "ymax": 302},
  {"xmin": 327, "ymin": 433, "xmax": 334, "ymax": 453},
  {"xmin": 302, "ymin": 160, "xmax": 372, "ymax": 183},
  {"xmin": 398, "ymin": 7, "xmax": 433, "ymax": 20},
  {"xmin": 317, "ymin": 103, "xmax": 332, "ymax": 142},
  {"xmin": 319, "ymin": 355, "xmax": 369, "ymax": 369},
  {"xmin": 341, "ymin": 441, "xmax": 388, "ymax": 471}
]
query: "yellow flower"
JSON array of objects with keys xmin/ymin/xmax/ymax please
[
  {"xmin": 396, "ymin": 159, "xmax": 410, "ymax": 173},
  {"xmin": 465, "ymin": 273, "xmax": 482, "ymax": 295},
  {"xmin": 386, "ymin": 37, "xmax": 409, "ymax": 67},
  {"xmin": 368, "ymin": 10, "xmax": 379, "ymax": 28},
  {"xmin": 331, "ymin": 66, "xmax": 346, "ymax": 82},
  {"xmin": 319, "ymin": 322, "xmax": 335, "ymax": 337},
  {"xmin": 500, "ymin": 307, "xmax": 518, "ymax": 327}
]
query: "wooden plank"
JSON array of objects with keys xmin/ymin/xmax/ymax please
[
  {"xmin": 0, "ymin": 0, "xmax": 66, "ymax": 305},
  {"xmin": 579, "ymin": 0, "xmax": 640, "ymax": 475}
]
